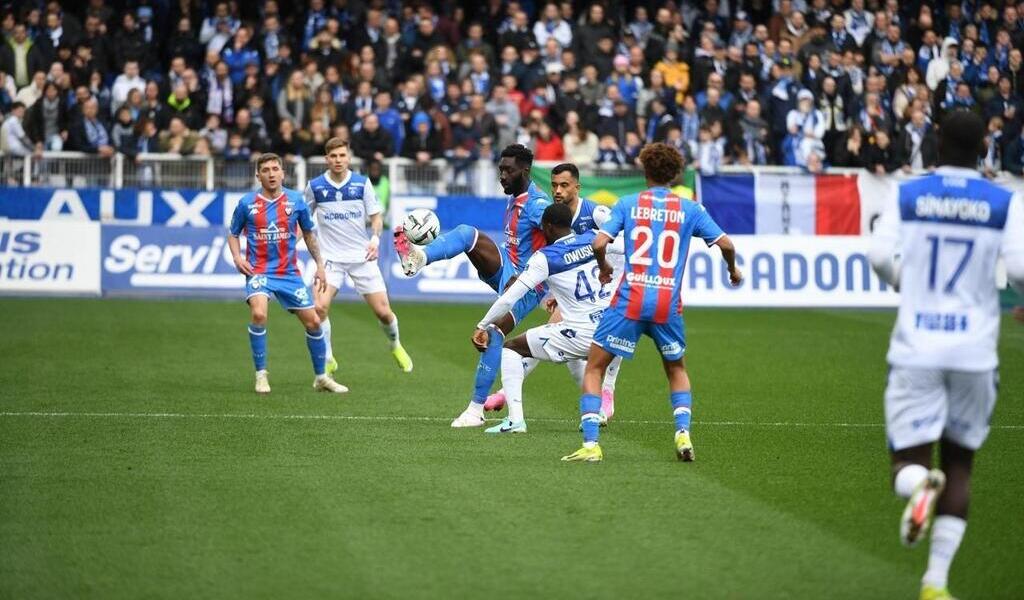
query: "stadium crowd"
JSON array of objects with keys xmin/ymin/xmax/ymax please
[{"xmin": 3, "ymin": 0, "xmax": 1024, "ymax": 177}]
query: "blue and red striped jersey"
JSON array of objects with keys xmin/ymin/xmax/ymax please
[
  {"xmin": 601, "ymin": 187, "xmax": 725, "ymax": 323},
  {"xmin": 229, "ymin": 188, "xmax": 316, "ymax": 276},
  {"xmin": 503, "ymin": 181, "xmax": 551, "ymax": 271}
]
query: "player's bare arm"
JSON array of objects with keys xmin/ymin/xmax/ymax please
[
  {"xmin": 227, "ymin": 234, "xmax": 254, "ymax": 276},
  {"xmin": 593, "ymin": 232, "xmax": 613, "ymax": 284},
  {"xmin": 714, "ymin": 235, "xmax": 743, "ymax": 286},
  {"xmin": 366, "ymin": 213, "xmax": 383, "ymax": 261},
  {"xmin": 303, "ymin": 230, "xmax": 328, "ymax": 294}
]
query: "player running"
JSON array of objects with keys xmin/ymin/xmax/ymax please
[
  {"xmin": 305, "ymin": 138, "xmax": 413, "ymax": 377},
  {"xmin": 562, "ymin": 143, "xmax": 742, "ymax": 463},
  {"xmin": 470, "ymin": 203, "xmax": 622, "ymax": 433},
  {"xmin": 226, "ymin": 153, "xmax": 347, "ymax": 394},
  {"xmin": 394, "ymin": 144, "xmax": 551, "ymax": 428},
  {"xmin": 483, "ymin": 163, "xmax": 624, "ymax": 423},
  {"xmin": 868, "ymin": 111, "xmax": 1024, "ymax": 600}
]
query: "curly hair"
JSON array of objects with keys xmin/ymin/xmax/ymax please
[
  {"xmin": 500, "ymin": 143, "xmax": 534, "ymax": 167},
  {"xmin": 638, "ymin": 143, "xmax": 684, "ymax": 186}
]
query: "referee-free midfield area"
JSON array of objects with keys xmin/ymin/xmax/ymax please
[{"xmin": 0, "ymin": 299, "xmax": 1021, "ymax": 599}]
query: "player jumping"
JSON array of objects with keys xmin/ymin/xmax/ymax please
[
  {"xmin": 562, "ymin": 143, "xmax": 742, "ymax": 463},
  {"xmin": 226, "ymin": 153, "xmax": 348, "ymax": 394},
  {"xmin": 305, "ymin": 138, "xmax": 413, "ymax": 378},
  {"xmin": 394, "ymin": 144, "xmax": 551, "ymax": 428},
  {"xmin": 483, "ymin": 163, "xmax": 624, "ymax": 423},
  {"xmin": 471, "ymin": 203, "xmax": 622, "ymax": 433},
  {"xmin": 868, "ymin": 111, "xmax": 1024, "ymax": 600}
]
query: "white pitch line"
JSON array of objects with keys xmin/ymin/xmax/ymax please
[{"xmin": 0, "ymin": 411, "xmax": 1022, "ymax": 430}]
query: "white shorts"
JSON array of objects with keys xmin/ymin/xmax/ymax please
[
  {"xmin": 526, "ymin": 322, "xmax": 594, "ymax": 363},
  {"xmin": 884, "ymin": 367, "xmax": 998, "ymax": 452},
  {"xmin": 324, "ymin": 260, "xmax": 387, "ymax": 295}
]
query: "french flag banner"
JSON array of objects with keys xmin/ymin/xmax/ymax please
[{"xmin": 699, "ymin": 172, "xmax": 861, "ymax": 235}]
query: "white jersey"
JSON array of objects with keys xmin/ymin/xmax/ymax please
[
  {"xmin": 304, "ymin": 170, "xmax": 381, "ymax": 263},
  {"xmin": 871, "ymin": 166, "xmax": 1024, "ymax": 371},
  {"xmin": 516, "ymin": 230, "xmax": 612, "ymax": 331}
]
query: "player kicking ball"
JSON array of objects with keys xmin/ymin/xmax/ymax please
[
  {"xmin": 305, "ymin": 138, "xmax": 413, "ymax": 377},
  {"xmin": 394, "ymin": 144, "xmax": 551, "ymax": 428},
  {"xmin": 470, "ymin": 203, "xmax": 622, "ymax": 433},
  {"xmin": 868, "ymin": 111, "xmax": 1024, "ymax": 600},
  {"xmin": 226, "ymin": 153, "xmax": 347, "ymax": 394},
  {"xmin": 483, "ymin": 163, "xmax": 624, "ymax": 424},
  {"xmin": 562, "ymin": 143, "xmax": 742, "ymax": 463}
]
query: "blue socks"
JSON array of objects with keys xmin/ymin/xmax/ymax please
[
  {"xmin": 424, "ymin": 224, "xmax": 477, "ymax": 264},
  {"xmin": 248, "ymin": 324, "xmax": 267, "ymax": 371},
  {"xmin": 472, "ymin": 327, "xmax": 505, "ymax": 404},
  {"xmin": 580, "ymin": 393, "xmax": 602, "ymax": 444},
  {"xmin": 305, "ymin": 328, "xmax": 327, "ymax": 375},
  {"xmin": 670, "ymin": 391, "xmax": 692, "ymax": 433}
]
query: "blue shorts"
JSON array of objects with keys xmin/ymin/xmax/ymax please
[
  {"xmin": 593, "ymin": 308, "xmax": 686, "ymax": 360},
  {"xmin": 480, "ymin": 248, "xmax": 544, "ymax": 325},
  {"xmin": 245, "ymin": 274, "xmax": 315, "ymax": 311}
]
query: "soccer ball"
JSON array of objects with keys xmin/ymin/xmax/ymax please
[{"xmin": 403, "ymin": 208, "xmax": 441, "ymax": 245}]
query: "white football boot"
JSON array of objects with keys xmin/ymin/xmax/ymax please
[
  {"xmin": 450, "ymin": 408, "xmax": 486, "ymax": 428},
  {"xmin": 901, "ymin": 468, "xmax": 946, "ymax": 547},
  {"xmin": 254, "ymin": 370, "xmax": 271, "ymax": 394},
  {"xmin": 393, "ymin": 226, "xmax": 427, "ymax": 276},
  {"xmin": 313, "ymin": 374, "xmax": 349, "ymax": 393}
]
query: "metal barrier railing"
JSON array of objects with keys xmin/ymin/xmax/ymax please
[{"xmin": 1, "ymin": 152, "xmax": 1020, "ymax": 194}]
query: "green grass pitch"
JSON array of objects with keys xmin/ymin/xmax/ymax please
[{"xmin": 0, "ymin": 298, "xmax": 1021, "ymax": 599}]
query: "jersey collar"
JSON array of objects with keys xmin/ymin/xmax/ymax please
[
  {"xmin": 256, "ymin": 190, "xmax": 286, "ymax": 202},
  {"xmin": 934, "ymin": 166, "xmax": 982, "ymax": 179},
  {"xmin": 570, "ymin": 198, "xmax": 582, "ymax": 223},
  {"xmin": 554, "ymin": 232, "xmax": 575, "ymax": 243},
  {"xmin": 324, "ymin": 170, "xmax": 352, "ymax": 188}
]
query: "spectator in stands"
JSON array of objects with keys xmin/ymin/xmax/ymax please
[
  {"xmin": 158, "ymin": 116, "xmax": 198, "ymax": 155},
  {"xmin": 598, "ymin": 99, "xmax": 637, "ymax": 149},
  {"xmin": 68, "ymin": 96, "xmax": 113, "ymax": 157},
  {"xmin": 165, "ymin": 82, "xmax": 200, "ymax": 131},
  {"xmin": 486, "ymin": 83, "xmax": 521, "ymax": 151},
  {"xmin": 1, "ymin": 101, "xmax": 33, "ymax": 156},
  {"xmin": 895, "ymin": 108, "xmax": 938, "ymax": 173},
  {"xmin": 16, "ymin": 71, "xmax": 45, "ymax": 107},
  {"xmin": 110, "ymin": 60, "xmax": 145, "ymax": 115},
  {"xmin": 563, "ymin": 111, "xmax": 598, "ymax": 166},
  {"xmin": 596, "ymin": 133, "xmax": 626, "ymax": 165},
  {"xmin": 652, "ymin": 41, "xmax": 689, "ymax": 105},
  {"xmin": 110, "ymin": 106, "xmax": 136, "ymax": 154},
  {"xmin": 533, "ymin": 121, "xmax": 564, "ymax": 161},
  {"xmin": 24, "ymin": 81, "xmax": 68, "ymax": 151},
  {"xmin": 222, "ymin": 27, "xmax": 259, "ymax": 86},
  {"xmin": 785, "ymin": 89, "xmax": 826, "ymax": 167},
  {"xmin": 402, "ymin": 111, "xmax": 441, "ymax": 163},
  {"xmin": 112, "ymin": 12, "xmax": 152, "ymax": 74},
  {"xmin": 534, "ymin": 2, "xmax": 572, "ymax": 50},
  {"xmin": 351, "ymin": 113, "xmax": 393, "ymax": 162},
  {"xmin": 200, "ymin": 114, "xmax": 228, "ymax": 155},
  {"xmin": 277, "ymin": 70, "xmax": 310, "ymax": 129},
  {"xmin": 986, "ymin": 76, "xmax": 1022, "ymax": 139},
  {"xmin": 374, "ymin": 90, "xmax": 404, "ymax": 156},
  {"xmin": 696, "ymin": 123, "xmax": 726, "ymax": 176},
  {"xmin": 271, "ymin": 118, "xmax": 304, "ymax": 159},
  {"xmin": 200, "ymin": 2, "xmax": 239, "ymax": 56},
  {"xmin": 0, "ymin": 24, "xmax": 50, "ymax": 89},
  {"xmin": 864, "ymin": 128, "xmax": 898, "ymax": 174}
]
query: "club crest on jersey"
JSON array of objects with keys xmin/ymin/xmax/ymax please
[
  {"xmin": 335, "ymin": 190, "xmax": 343, "ymax": 201},
  {"xmin": 284, "ymin": 202, "xmax": 294, "ymax": 216}
]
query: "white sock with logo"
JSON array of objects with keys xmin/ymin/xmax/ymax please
[
  {"xmin": 502, "ymin": 348, "xmax": 526, "ymax": 423},
  {"xmin": 566, "ymin": 359, "xmax": 586, "ymax": 387},
  {"xmin": 922, "ymin": 516, "xmax": 967, "ymax": 589},
  {"xmin": 382, "ymin": 315, "xmax": 400, "ymax": 349},
  {"xmin": 602, "ymin": 355, "xmax": 623, "ymax": 391},
  {"xmin": 894, "ymin": 464, "xmax": 930, "ymax": 498},
  {"xmin": 321, "ymin": 317, "xmax": 334, "ymax": 360}
]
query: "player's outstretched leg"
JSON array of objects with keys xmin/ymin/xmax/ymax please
[
  {"xmin": 296, "ymin": 308, "xmax": 348, "ymax": 393},
  {"xmin": 247, "ymin": 295, "xmax": 270, "ymax": 394},
  {"xmin": 452, "ymin": 324, "xmax": 507, "ymax": 427},
  {"xmin": 394, "ymin": 223, "xmax": 479, "ymax": 276},
  {"xmin": 484, "ymin": 357, "xmax": 539, "ymax": 411},
  {"xmin": 891, "ymin": 444, "xmax": 944, "ymax": 549},
  {"xmin": 600, "ymin": 355, "xmax": 623, "ymax": 423}
]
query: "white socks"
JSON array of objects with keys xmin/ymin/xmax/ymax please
[
  {"xmin": 321, "ymin": 317, "xmax": 334, "ymax": 360},
  {"xmin": 894, "ymin": 464, "xmax": 929, "ymax": 498},
  {"xmin": 566, "ymin": 359, "xmax": 586, "ymax": 387},
  {"xmin": 923, "ymin": 516, "xmax": 966, "ymax": 589},
  {"xmin": 501, "ymin": 348, "xmax": 526, "ymax": 423},
  {"xmin": 382, "ymin": 315, "xmax": 400, "ymax": 348},
  {"xmin": 603, "ymin": 355, "xmax": 622, "ymax": 391}
]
